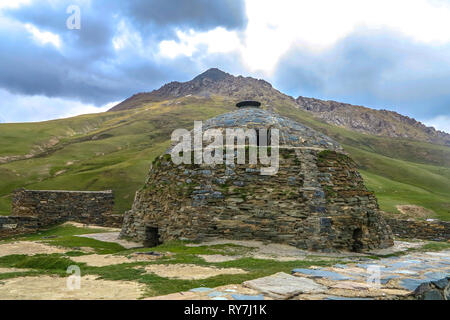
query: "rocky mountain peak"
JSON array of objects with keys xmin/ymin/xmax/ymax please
[
  {"xmin": 192, "ymin": 68, "xmax": 232, "ymax": 82},
  {"xmin": 108, "ymin": 68, "xmax": 292, "ymax": 112}
]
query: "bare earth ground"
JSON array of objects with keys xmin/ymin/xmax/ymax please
[
  {"xmin": 62, "ymin": 221, "xmax": 120, "ymax": 232},
  {"xmin": 140, "ymin": 264, "xmax": 247, "ymax": 280},
  {"xmin": 0, "ymin": 227, "xmax": 448, "ymax": 300},
  {"xmin": 0, "ymin": 241, "xmax": 67, "ymax": 257},
  {"xmin": 0, "ymin": 275, "xmax": 146, "ymax": 300},
  {"xmin": 395, "ymin": 205, "xmax": 436, "ymax": 219},
  {"xmin": 0, "ymin": 268, "xmax": 31, "ymax": 274}
]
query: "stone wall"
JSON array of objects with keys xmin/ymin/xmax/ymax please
[
  {"xmin": 0, "ymin": 189, "xmax": 122, "ymax": 239},
  {"xmin": 0, "ymin": 216, "xmax": 39, "ymax": 238},
  {"xmin": 385, "ymin": 218, "xmax": 450, "ymax": 241},
  {"xmin": 120, "ymin": 149, "xmax": 393, "ymax": 252}
]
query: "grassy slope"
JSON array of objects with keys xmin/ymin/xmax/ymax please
[
  {"xmin": 0, "ymin": 96, "xmax": 448, "ymax": 220},
  {"xmin": 0, "ymin": 97, "xmax": 232, "ymax": 214},
  {"xmin": 270, "ymin": 104, "xmax": 449, "ymax": 220}
]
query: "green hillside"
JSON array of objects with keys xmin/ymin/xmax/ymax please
[{"xmin": 0, "ymin": 96, "xmax": 449, "ymax": 220}]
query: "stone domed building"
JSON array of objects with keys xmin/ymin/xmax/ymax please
[{"xmin": 120, "ymin": 102, "xmax": 393, "ymax": 252}]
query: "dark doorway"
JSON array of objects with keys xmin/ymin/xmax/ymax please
[
  {"xmin": 352, "ymin": 228, "xmax": 363, "ymax": 252},
  {"xmin": 143, "ymin": 226, "xmax": 160, "ymax": 247}
]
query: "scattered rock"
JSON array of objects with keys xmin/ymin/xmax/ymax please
[{"xmin": 411, "ymin": 277, "xmax": 450, "ymax": 300}]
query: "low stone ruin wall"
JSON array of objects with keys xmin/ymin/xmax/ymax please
[
  {"xmin": 0, "ymin": 189, "xmax": 123, "ymax": 239},
  {"xmin": 102, "ymin": 214, "xmax": 124, "ymax": 228},
  {"xmin": 12, "ymin": 189, "xmax": 115, "ymax": 225},
  {"xmin": 385, "ymin": 218, "xmax": 450, "ymax": 241},
  {"xmin": 0, "ymin": 216, "xmax": 40, "ymax": 238}
]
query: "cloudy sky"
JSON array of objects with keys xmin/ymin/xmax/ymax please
[{"xmin": 0, "ymin": 0, "xmax": 449, "ymax": 133}]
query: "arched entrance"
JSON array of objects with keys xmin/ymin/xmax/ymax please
[
  {"xmin": 352, "ymin": 228, "xmax": 363, "ymax": 252},
  {"xmin": 143, "ymin": 226, "xmax": 160, "ymax": 247}
]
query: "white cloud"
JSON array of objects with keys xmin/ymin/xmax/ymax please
[
  {"xmin": 25, "ymin": 23, "xmax": 61, "ymax": 48},
  {"xmin": 158, "ymin": 27, "xmax": 241, "ymax": 59},
  {"xmin": 0, "ymin": 0, "xmax": 30, "ymax": 10},
  {"xmin": 112, "ymin": 19, "xmax": 143, "ymax": 52},
  {"xmin": 423, "ymin": 115, "xmax": 450, "ymax": 134},
  {"xmin": 0, "ymin": 89, "xmax": 116, "ymax": 123},
  {"xmin": 156, "ymin": 0, "xmax": 450, "ymax": 75},
  {"xmin": 242, "ymin": 0, "xmax": 450, "ymax": 74}
]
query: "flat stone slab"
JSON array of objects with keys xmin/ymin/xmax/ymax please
[
  {"xmin": 231, "ymin": 294, "xmax": 265, "ymax": 300},
  {"xmin": 325, "ymin": 296, "xmax": 374, "ymax": 300},
  {"xmin": 292, "ymin": 268, "xmax": 356, "ymax": 281},
  {"xmin": 76, "ymin": 232, "xmax": 142, "ymax": 249},
  {"xmin": 243, "ymin": 272, "xmax": 327, "ymax": 299},
  {"xmin": 189, "ymin": 287, "xmax": 213, "ymax": 293},
  {"xmin": 398, "ymin": 279, "xmax": 429, "ymax": 291}
]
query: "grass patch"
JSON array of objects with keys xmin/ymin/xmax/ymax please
[
  {"xmin": 419, "ymin": 241, "xmax": 450, "ymax": 252},
  {"xmin": 0, "ymin": 254, "xmax": 76, "ymax": 272},
  {"xmin": 48, "ymin": 236, "xmax": 125, "ymax": 254}
]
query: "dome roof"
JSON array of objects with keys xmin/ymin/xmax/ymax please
[
  {"xmin": 120, "ymin": 106, "xmax": 393, "ymax": 252},
  {"xmin": 167, "ymin": 107, "xmax": 343, "ymax": 153}
]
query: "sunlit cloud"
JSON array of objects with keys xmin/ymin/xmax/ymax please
[
  {"xmin": 241, "ymin": 0, "xmax": 450, "ymax": 74},
  {"xmin": 25, "ymin": 23, "xmax": 61, "ymax": 48},
  {"xmin": 159, "ymin": 27, "xmax": 241, "ymax": 59},
  {"xmin": 0, "ymin": 0, "xmax": 31, "ymax": 10}
]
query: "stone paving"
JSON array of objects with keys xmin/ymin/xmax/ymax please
[{"xmin": 148, "ymin": 249, "xmax": 450, "ymax": 300}]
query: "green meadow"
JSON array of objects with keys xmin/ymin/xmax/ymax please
[{"xmin": 0, "ymin": 96, "xmax": 448, "ymax": 220}]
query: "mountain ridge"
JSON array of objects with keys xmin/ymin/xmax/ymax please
[
  {"xmin": 109, "ymin": 68, "xmax": 450, "ymax": 147},
  {"xmin": 296, "ymin": 96, "xmax": 450, "ymax": 146}
]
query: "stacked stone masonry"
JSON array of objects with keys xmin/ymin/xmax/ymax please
[
  {"xmin": 0, "ymin": 189, "xmax": 122, "ymax": 238},
  {"xmin": 120, "ymin": 107, "xmax": 394, "ymax": 252},
  {"xmin": 385, "ymin": 218, "xmax": 450, "ymax": 241}
]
